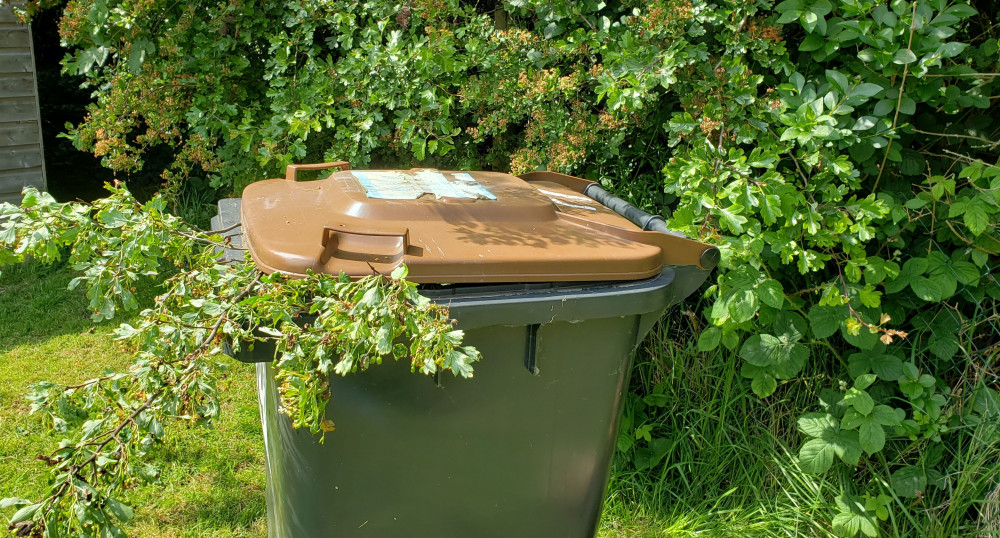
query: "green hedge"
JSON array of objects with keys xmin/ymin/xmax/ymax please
[{"xmin": 23, "ymin": 0, "xmax": 1000, "ymax": 534}]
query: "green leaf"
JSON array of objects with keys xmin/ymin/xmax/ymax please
[
  {"xmin": 832, "ymin": 512, "xmax": 860, "ymax": 537},
  {"xmin": 830, "ymin": 429, "xmax": 864, "ymax": 466},
  {"xmin": 98, "ymin": 208, "xmax": 128, "ymax": 228},
  {"xmin": 740, "ymin": 334, "xmax": 780, "ymax": 366},
  {"xmin": 872, "ymin": 355, "xmax": 903, "ymax": 380},
  {"xmin": 872, "ymin": 405, "xmax": 902, "ymax": 426},
  {"xmin": 797, "ymin": 412, "xmax": 838, "ymax": 437},
  {"xmin": 849, "ymin": 83, "xmax": 883, "ymax": 99},
  {"xmin": 859, "ymin": 420, "xmax": 885, "ymax": 454},
  {"xmin": 844, "ymin": 388, "xmax": 875, "ymax": 415},
  {"xmin": 739, "ymin": 334, "xmax": 805, "ymax": 374},
  {"xmin": 727, "ymin": 289, "xmax": 758, "ymax": 323},
  {"xmin": 928, "ymin": 333, "xmax": 960, "ymax": 360},
  {"xmin": 443, "ymin": 349, "xmax": 476, "ymax": 378},
  {"xmin": 910, "ymin": 276, "xmax": 943, "ymax": 301},
  {"xmin": 891, "ymin": 466, "xmax": 927, "ymax": 497},
  {"xmin": 826, "ymin": 70, "xmax": 849, "ymax": 93},
  {"xmin": 841, "ymin": 407, "xmax": 865, "ymax": 430},
  {"xmin": 951, "ymin": 261, "xmax": 980, "ymax": 286},
  {"xmin": 717, "ymin": 206, "xmax": 748, "ymax": 234},
  {"xmin": 833, "ymin": 511, "xmax": 878, "ymax": 538},
  {"xmin": 800, "ymin": 33, "xmax": 826, "ymax": 52},
  {"xmin": 757, "ymin": 279, "xmax": 784, "ymax": 308},
  {"xmin": 106, "ymin": 498, "xmax": 134, "ymax": 523},
  {"xmin": 809, "ymin": 304, "xmax": 846, "ymax": 338},
  {"xmin": 800, "ymin": 10, "xmax": 820, "ymax": 33},
  {"xmin": 751, "ymin": 373, "xmax": 777, "ymax": 398},
  {"xmin": 893, "ymin": 49, "xmax": 917, "ymax": 65},
  {"xmin": 775, "ymin": 311, "xmax": 807, "ymax": 342},
  {"xmin": 10, "ymin": 502, "xmax": 42, "ymax": 524},
  {"xmin": 799, "ymin": 438, "xmax": 835, "ymax": 474},
  {"xmin": 964, "ymin": 197, "xmax": 991, "ymax": 235},
  {"xmin": 390, "ymin": 264, "xmax": 408, "ymax": 280},
  {"xmin": 697, "ymin": 327, "xmax": 722, "ymax": 352},
  {"xmin": 0, "ymin": 498, "xmax": 33, "ymax": 509},
  {"xmin": 854, "ymin": 373, "xmax": 877, "ymax": 390},
  {"xmin": 852, "ymin": 116, "xmax": 877, "ymax": 130}
]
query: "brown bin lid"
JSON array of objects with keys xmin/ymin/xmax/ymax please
[{"xmin": 239, "ymin": 165, "xmax": 716, "ymax": 283}]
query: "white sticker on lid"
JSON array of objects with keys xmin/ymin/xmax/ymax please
[{"xmin": 351, "ymin": 170, "xmax": 496, "ymax": 200}]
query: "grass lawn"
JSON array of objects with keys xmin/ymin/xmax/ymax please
[{"xmin": 0, "ymin": 261, "xmax": 837, "ymax": 536}]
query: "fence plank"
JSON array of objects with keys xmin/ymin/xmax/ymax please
[
  {"xmin": 0, "ymin": 145, "xmax": 42, "ymax": 170},
  {"xmin": 0, "ymin": 167, "xmax": 43, "ymax": 197},
  {"xmin": 0, "ymin": 51, "xmax": 32, "ymax": 73},
  {"xmin": 0, "ymin": 96, "xmax": 38, "ymax": 121},
  {"xmin": 0, "ymin": 73, "xmax": 34, "ymax": 97},
  {"xmin": 0, "ymin": 27, "xmax": 29, "ymax": 48},
  {"xmin": 0, "ymin": 122, "xmax": 40, "ymax": 145}
]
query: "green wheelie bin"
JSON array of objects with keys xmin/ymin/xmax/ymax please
[{"xmin": 212, "ymin": 164, "xmax": 718, "ymax": 537}]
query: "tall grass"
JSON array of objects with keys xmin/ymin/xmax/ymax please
[
  {"xmin": 601, "ymin": 304, "xmax": 1000, "ymax": 537},
  {"xmin": 600, "ymin": 313, "xmax": 838, "ymax": 536}
]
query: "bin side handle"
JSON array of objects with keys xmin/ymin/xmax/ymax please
[
  {"xmin": 286, "ymin": 161, "xmax": 352, "ymax": 181},
  {"xmin": 321, "ymin": 226, "xmax": 410, "ymax": 262}
]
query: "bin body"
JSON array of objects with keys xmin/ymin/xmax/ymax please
[{"xmin": 238, "ymin": 270, "xmax": 692, "ymax": 537}]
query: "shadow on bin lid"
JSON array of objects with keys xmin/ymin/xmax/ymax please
[{"xmin": 239, "ymin": 163, "xmax": 719, "ymax": 283}]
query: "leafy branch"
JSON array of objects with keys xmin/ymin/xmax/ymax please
[{"xmin": 0, "ymin": 186, "xmax": 480, "ymax": 536}]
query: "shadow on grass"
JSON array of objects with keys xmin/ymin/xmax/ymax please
[
  {"xmin": 0, "ymin": 260, "xmax": 164, "ymax": 353},
  {"xmin": 0, "ymin": 261, "xmax": 94, "ymax": 351},
  {"xmin": 126, "ymin": 370, "xmax": 267, "ymax": 537}
]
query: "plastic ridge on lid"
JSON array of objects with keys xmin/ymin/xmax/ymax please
[{"xmin": 238, "ymin": 165, "xmax": 719, "ymax": 283}]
